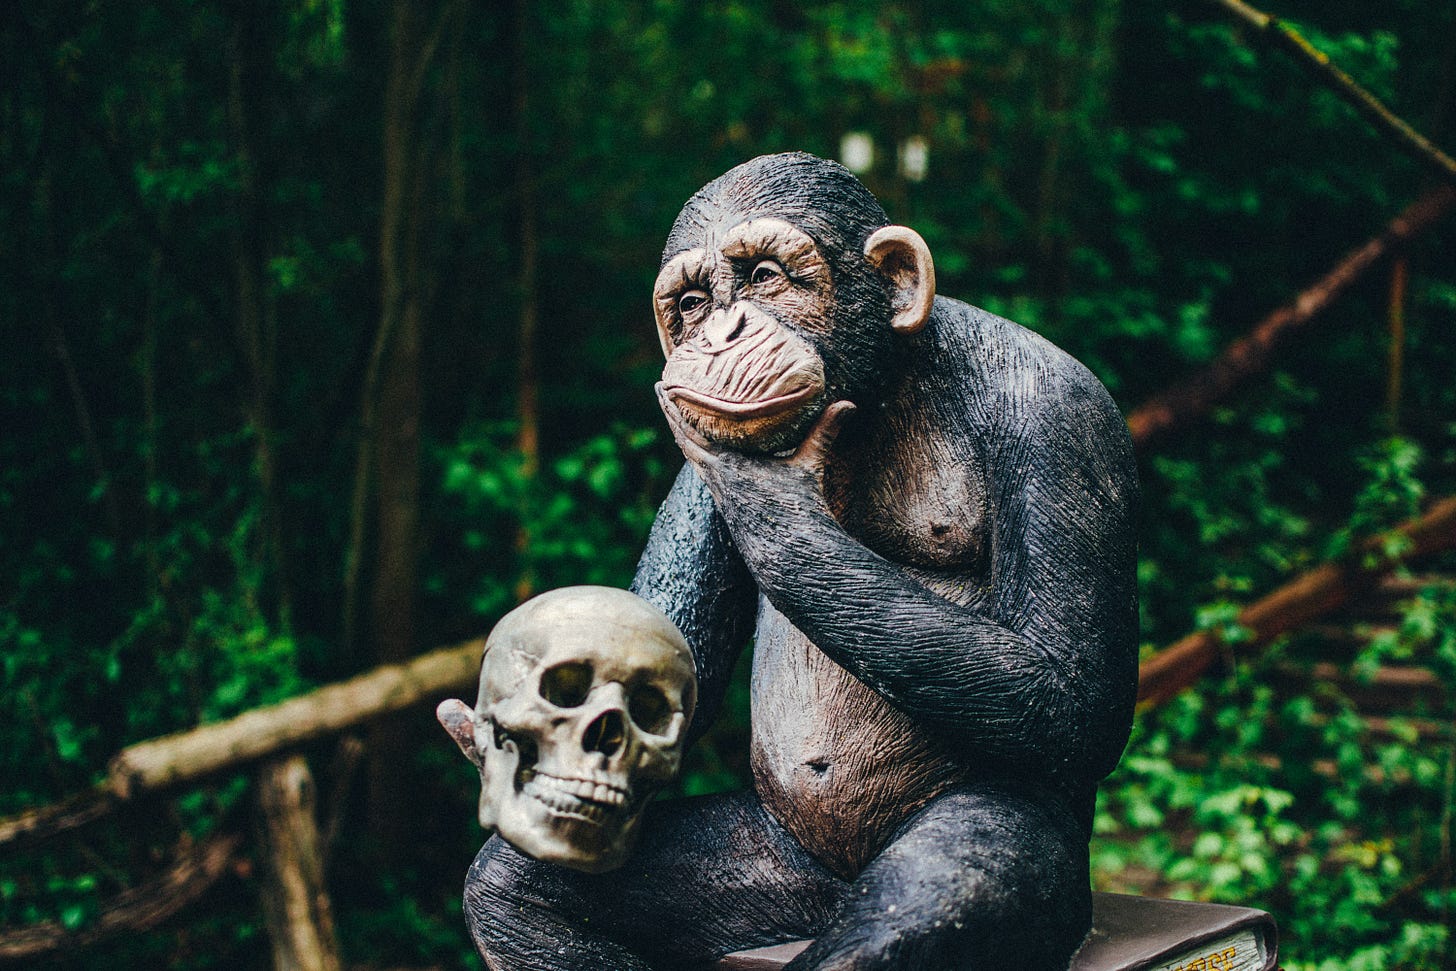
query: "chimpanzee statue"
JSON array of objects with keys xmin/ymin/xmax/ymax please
[{"xmin": 463, "ymin": 152, "xmax": 1139, "ymax": 970}]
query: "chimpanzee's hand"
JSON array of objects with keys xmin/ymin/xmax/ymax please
[{"xmin": 655, "ymin": 382, "xmax": 855, "ymax": 518}]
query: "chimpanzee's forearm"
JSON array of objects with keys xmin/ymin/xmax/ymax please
[
  {"xmin": 631, "ymin": 463, "xmax": 759, "ymax": 747},
  {"xmin": 716, "ymin": 476, "xmax": 1135, "ymax": 779}
]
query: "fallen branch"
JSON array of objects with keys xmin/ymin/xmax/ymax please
[
  {"xmin": 1209, "ymin": 0, "xmax": 1456, "ymax": 186},
  {"xmin": 0, "ymin": 639, "xmax": 484, "ymax": 850},
  {"xmin": 0, "ymin": 833, "xmax": 240, "ymax": 964},
  {"xmin": 1126, "ymin": 183, "xmax": 1456, "ymax": 448},
  {"xmin": 0, "ymin": 786, "xmax": 119, "ymax": 851},
  {"xmin": 1138, "ymin": 494, "xmax": 1456, "ymax": 707},
  {"xmin": 108, "ymin": 637, "xmax": 485, "ymax": 799}
]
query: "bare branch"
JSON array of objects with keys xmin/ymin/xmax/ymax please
[
  {"xmin": 0, "ymin": 787, "xmax": 119, "ymax": 851},
  {"xmin": 1138, "ymin": 494, "xmax": 1456, "ymax": 707},
  {"xmin": 0, "ymin": 834, "xmax": 240, "ymax": 964},
  {"xmin": 1209, "ymin": 0, "xmax": 1456, "ymax": 185}
]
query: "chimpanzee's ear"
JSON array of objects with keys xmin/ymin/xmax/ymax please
[
  {"xmin": 436, "ymin": 698, "xmax": 482, "ymax": 767},
  {"xmin": 864, "ymin": 225, "xmax": 935, "ymax": 335}
]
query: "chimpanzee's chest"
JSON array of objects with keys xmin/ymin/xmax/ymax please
[{"xmin": 827, "ymin": 421, "xmax": 990, "ymax": 579}]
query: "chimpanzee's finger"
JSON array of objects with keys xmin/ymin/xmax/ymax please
[
  {"xmin": 655, "ymin": 383, "xmax": 715, "ymax": 464},
  {"xmin": 789, "ymin": 400, "xmax": 856, "ymax": 475}
]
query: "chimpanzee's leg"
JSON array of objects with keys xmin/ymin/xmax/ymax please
[
  {"xmin": 465, "ymin": 789, "xmax": 848, "ymax": 971},
  {"xmin": 785, "ymin": 783, "xmax": 1091, "ymax": 971}
]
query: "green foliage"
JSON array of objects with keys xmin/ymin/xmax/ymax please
[
  {"xmin": 1098, "ymin": 443, "xmax": 1456, "ymax": 970},
  {"xmin": 1096, "ymin": 567, "xmax": 1456, "ymax": 971},
  {"xmin": 4, "ymin": 0, "xmax": 1456, "ymax": 966},
  {"xmin": 434, "ymin": 423, "xmax": 670, "ymax": 619}
]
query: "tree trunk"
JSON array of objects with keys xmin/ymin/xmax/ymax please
[
  {"xmin": 39, "ymin": 154, "xmax": 121, "ymax": 538},
  {"xmin": 365, "ymin": 0, "xmax": 435, "ymax": 856},
  {"xmin": 227, "ymin": 1, "xmax": 290, "ymax": 625},
  {"xmin": 256, "ymin": 755, "xmax": 342, "ymax": 971},
  {"xmin": 1386, "ymin": 256, "xmax": 1408, "ymax": 430},
  {"xmin": 511, "ymin": 0, "xmax": 540, "ymax": 604}
]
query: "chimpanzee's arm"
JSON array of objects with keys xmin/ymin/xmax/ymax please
[
  {"xmin": 630, "ymin": 463, "xmax": 760, "ymax": 747},
  {"xmin": 668, "ymin": 352, "xmax": 1139, "ymax": 781}
]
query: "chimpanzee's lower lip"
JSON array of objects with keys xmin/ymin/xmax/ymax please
[{"xmin": 663, "ymin": 382, "xmax": 818, "ymax": 420}]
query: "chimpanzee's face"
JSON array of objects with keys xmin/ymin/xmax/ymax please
[
  {"xmin": 652, "ymin": 154, "xmax": 936, "ymax": 456},
  {"xmin": 653, "ymin": 217, "xmax": 835, "ymax": 454}
]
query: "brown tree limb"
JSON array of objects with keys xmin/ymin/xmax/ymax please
[
  {"xmin": 0, "ymin": 787, "xmax": 120, "ymax": 851},
  {"xmin": 1126, "ymin": 183, "xmax": 1456, "ymax": 448},
  {"xmin": 1138, "ymin": 494, "xmax": 1456, "ymax": 707},
  {"xmin": 1209, "ymin": 0, "xmax": 1456, "ymax": 186},
  {"xmin": 106, "ymin": 637, "xmax": 484, "ymax": 800},
  {"xmin": 0, "ymin": 833, "xmax": 240, "ymax": 964}
]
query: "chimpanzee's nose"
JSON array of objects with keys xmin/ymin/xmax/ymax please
[{"xmin": 703, "ymin": 304, "xmax": 749, "ymax": 348}]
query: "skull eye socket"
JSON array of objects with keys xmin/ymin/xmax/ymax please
[
  {"xmin": 629, "ymin": 685, "xmax": 673, "ymax": 735},
  {"xmin": 540, "ymin": 661, "xmax": 593, "ymax": 708}
]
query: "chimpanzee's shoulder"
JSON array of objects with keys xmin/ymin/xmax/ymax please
[{"xmin": 928, "ymin": 295, "xmax": 1122, "ymax": 425}]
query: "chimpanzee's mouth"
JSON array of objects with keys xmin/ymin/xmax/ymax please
[{"xmin": 664, "ymin": 382, "xmax": 819, "ymax": 421}]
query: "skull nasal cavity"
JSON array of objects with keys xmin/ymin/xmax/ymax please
[{"xmin": 583, "ymin": 710, "xmax": 627, "ymax": 756}]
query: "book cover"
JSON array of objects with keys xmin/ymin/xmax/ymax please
[{"xmin": 714, "ymin": 892, "xmax": 1279, "ymax": 971}]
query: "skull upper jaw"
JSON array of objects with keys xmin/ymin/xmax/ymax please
[{"xmin": 481, "ymin": 734, "xmax": 667, "ymax": 874}]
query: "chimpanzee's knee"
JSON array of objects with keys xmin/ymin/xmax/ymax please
[
  {"xmin": 787, "ymin": 784, "xmax": 1091, "ymax": 971},
  {"xmin": 462, "ymin": 792, "xmax": 847, "ymax": 970}
]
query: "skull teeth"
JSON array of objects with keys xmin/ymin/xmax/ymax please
[{"xmin": 523, "ymin": 773, "xmax": 630, "ymax": 823}]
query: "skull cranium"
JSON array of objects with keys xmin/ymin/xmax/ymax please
[{"xmin": 437, "ymin": 586, "xmax": 696, "ymax": 873}]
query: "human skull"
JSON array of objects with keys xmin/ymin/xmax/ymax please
[{"xmin": 437, "ymin": 586, "xmax": 696, "ymax": 873}]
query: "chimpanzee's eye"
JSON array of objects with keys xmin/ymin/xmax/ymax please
[
  {"xmin": 750, "ymin": 260, "xmax": 784, "ymax": 285},
  {"xmin": 678, "ymin": 290, "xmax": 709, "ymax": 315}
]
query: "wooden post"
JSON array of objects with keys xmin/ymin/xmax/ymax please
[{"xmin": 256, "ymin": 755, "xmax": 342, "ymax": 971}]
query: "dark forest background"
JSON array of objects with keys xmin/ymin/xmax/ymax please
[{"xmin": 4, "ymin": 0, "xmax": 1456, "ymax": 968}]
